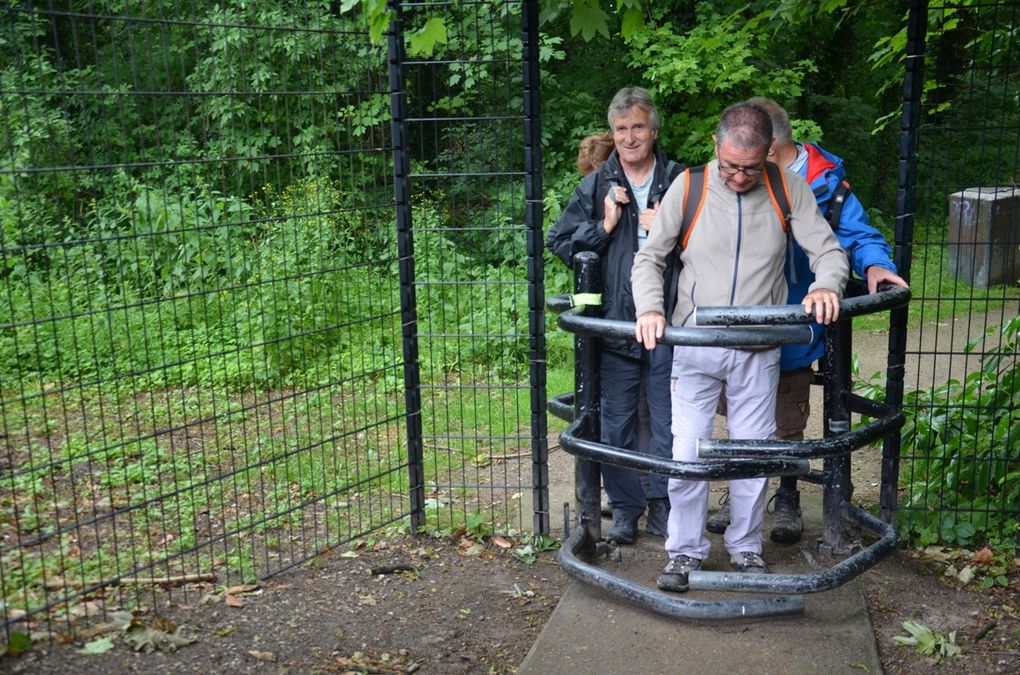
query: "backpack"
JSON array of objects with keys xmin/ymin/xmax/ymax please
[{"xmin": 677, "ymin": 161, "xmax": 793, "ymax": 251}]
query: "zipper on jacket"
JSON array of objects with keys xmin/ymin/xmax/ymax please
[
  {"xmin": 730, "ymin": 193, "xmax": 742, "ymax": 305},
  {"xmin": 682, "ymin": 281, "xmax": 697, "ymax": 327}
]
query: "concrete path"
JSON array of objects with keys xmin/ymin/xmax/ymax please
[{"xmin": 519, "ymin": 477, "xmax": 882, "ymax": 674}]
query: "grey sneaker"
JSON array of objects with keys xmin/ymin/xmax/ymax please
[
  {"xmin": 645, "ymin": 498, "xmax": 669, "ymax": 538},
  {"xmin": 730, "ymin": 551, "xmax": 769, "ymax": 573},
  {"xmin": 769, "ymin": 488, "xmax": 803, "ymax": 543},
  {"xmin": 606, "ymin": 510, "xmax": 638, "ymax": 545},
  {"xmin": 657, "ymin": 554, "xmax": 701, "ymax": 593},
  {"xmin": 706, "ymin": 490, "xmax": 730, "ymax": 534}
]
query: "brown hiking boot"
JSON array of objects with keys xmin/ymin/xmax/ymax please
[{"xmin": 769, "ymin": 488, "xmax": 803, "ymax": 543}]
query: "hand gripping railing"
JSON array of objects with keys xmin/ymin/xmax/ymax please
[{"xmin": 547, "ymin": 251, "xmax": 910, "ymax": 620}]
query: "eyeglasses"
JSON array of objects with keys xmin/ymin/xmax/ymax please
[{"xmin": 717, "ymin": 161, "xmax": 764, "ymax": 178}]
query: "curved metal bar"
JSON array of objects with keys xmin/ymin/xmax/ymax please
[
  {"xmin": 546, "ymin": 293, "xmax": 575, "ymax": 314},
  {"xmin": 547, "ymin": 392, "xmax": 575, "ymax": 422},
  {"xmin": 562, "ymin": 418, "xmax": 810, "ymax": 479},
  {"xmin": 697, "ymin": 409, "xmax": 904, "ymax": 460},
  {"xmin": 695, "ymin": 286, "xmax": 911, "ymax": 326},
  {"xmin": 843, "ymin": 392, "xmax": 892, "ymax": 418},
  {"xmin": 688, "ymin": 504, "xmax": 898, "ymax": 594},
  {"xmin": 558, "ymin": 311, "xmax": 813, "ymax": 347},
  {"xmin": 558, "ymin": 525, "xmax": 805, "ymax": 619}
]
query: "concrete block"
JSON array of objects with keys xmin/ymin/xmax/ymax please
[{"xmin": 948, "ymin": 186, "xmax": 1020, "ymax": 288}]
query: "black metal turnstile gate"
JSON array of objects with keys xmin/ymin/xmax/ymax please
[{"xmin": 548, "ymin": 252, "xmax": 911, "ymax": 620}]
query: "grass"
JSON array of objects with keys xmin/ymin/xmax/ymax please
[{"xmin": 0, "ymin": 361, "xmax": 546, "ymax": 622}]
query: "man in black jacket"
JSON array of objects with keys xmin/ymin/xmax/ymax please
[{"xmin": 546, "ymin": 86, "xmax": 683, "ymax": 544}]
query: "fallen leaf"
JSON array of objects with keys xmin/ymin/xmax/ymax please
[
  {"xmin": 492, "ymin": 536, "xmax": 512, "ymax": 549},
  {"xmin": 224, "ymin": 584, "xmax": 260, "ymax": 595},
  {"xmin": 79, "ymin": 637, "xmax": 115, "ymax": 655},
  {"xmin": 224, "ymin": 594, "xmax": 245, "ymax": 608},
  {"xmin": 109, "ymin": 611, "xmax": 134, "ymax": 631},
  {"xmin": 957, "ymin": 566, "xmax": 976, "ymax": 584},
  {"xmin": 459, "ymin": 542, "xmax": 486, "ymax": 558},
  {"xmin": 123, "ymin": 624, "xmax": 195, "ymax": 653},
  {"xmin": 248, "ymin": 650, "xmax": 276, "ymax": 662},
  {"xmin": 971, "ymin": 547, "xmax": 994, "ymax": 565},
  {"xmin": 359, "ymin": 594, "xmax": 378, "ymax": 606},
  {"xmin": 921, "ymin": 546, "xmax": 950, "ymax": 563}
]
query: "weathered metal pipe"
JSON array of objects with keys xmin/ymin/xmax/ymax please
[{"xmin": 558, "ymin": 525, "xmax": 806, "ymax": 620}]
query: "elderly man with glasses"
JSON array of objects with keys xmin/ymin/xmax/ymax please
[{"xmin": 630, "ymin": 101, "xmax": 849, "ymax": 593}]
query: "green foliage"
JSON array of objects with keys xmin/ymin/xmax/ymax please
[
  {"xmin": 408, "ymin": 16, "xmax": 449, "ymax": 56},
  {"xmin": 894, "ymin": 620, "xmax": 963, "ymax": 662},
  {"xmin": 1, "ymin": 631, "xmax": 32, "ymax": 657},
  {"xmin": 465, "ymin": 509, "xmax": 490, "ymax": 538},
  {"xmin": 0, "ymin": 56, "xmax": 80, "ymax": 264},
  {"xmin": 513, "ymin": 532, "xmax": 559, "ymax": 564},
  {"xmin": 625, "ymin": 6, "xmax": 817, "ymax": 162},
  {"xmin": 897, "ymin": 316, "xmax": 1020, "ymax": 547}
]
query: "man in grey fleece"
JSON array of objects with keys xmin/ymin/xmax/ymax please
[{"xmin": 630, "ymin": 102, "xmax": 849, "ymax": 593}]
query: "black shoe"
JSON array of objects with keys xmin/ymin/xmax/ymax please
[
  {"xmin": 730, "ymin": 551, "xmax": 769, "ymax": 573},
  {"xmin": 645, "ymin": 498, "xmax": 669, "ymax": 538},
  {"xmin": 606, "ymin": 511, "xmax": 638, "ymax": 545},
  {"xmin": 657, "ymin": 554, "xmax": 701, "ymax": 592},
  {"xmin": 705, "ymin": 491, "xmax": 730, "ymax": 534},
  {"xmin": 769, "ymin": 489, "xmax": 803, "ymax": 544}
]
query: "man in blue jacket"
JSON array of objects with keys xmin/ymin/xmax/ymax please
[
  {"xmin": 706, "ymin": 97, "xmax": 909, "ymax": 543},
  {"xmin": 547, "ymin": 87, "xmax": 684, "ymax": 544}
]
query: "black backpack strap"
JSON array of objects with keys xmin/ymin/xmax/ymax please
[
  {"xmin": 679, "ymin": 165, "xmax": 707, "ymax": 251},
  {"xmin": 824, "ymin": 179, "xmax": 852, "ymax": 229},
  {"xmin": 762, "ymin": 161, "xmax": 792, "ymax": 233},
  {"xmin": 591, "ymin": 163, "xmax": 625, "ymax": 219}
]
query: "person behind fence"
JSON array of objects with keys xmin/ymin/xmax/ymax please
[
  {"xmin": 546, "ymin": 86, "xmax": 684, "ymax": 545},
  {"xmin": 577, "ymin": 131, "xmax": 614, "ymax": 177},
  {"xmin": 631, "ymin": 101, "xmax": 849, "ymax": 592},
  {"xmin": 574, "ymin": 130, "xmax": 660, "ymax": 517},
  {"xmin": 705, "ymin": 97, "xmax": 910, "ymax": 544}
]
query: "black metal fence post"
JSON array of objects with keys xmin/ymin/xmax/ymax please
[
  {"xmin": 572, "ymin": 252, "xmax": 603, "ymax": 550},
  {"xmin": 522, "ymin": 0, "xmax": 549, "ymax": 536},
  {"xmin": 388, "ymin": 1, "xmax": 426, "ymax": 533},
  {"xmin": 883, "ymin": 0, "xmax": 928, "ymax": 525}
]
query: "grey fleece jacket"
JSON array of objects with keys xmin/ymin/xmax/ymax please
[{"xmin": 631, "ymin": 160, "xmax": 849, "ymax": 327}]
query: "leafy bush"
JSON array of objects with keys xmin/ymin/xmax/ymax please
[{"xmin": 897, "ymin": 315, "xmax": 1019, "ymax": 549}]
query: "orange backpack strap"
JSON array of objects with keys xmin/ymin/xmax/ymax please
[
  {"xmin": 679, "ymin": 165, "xmax": 707, "ymax": 251},
  {"xmin": 762, "ymin": 161, "xmax": 792, "ymax": 233}
]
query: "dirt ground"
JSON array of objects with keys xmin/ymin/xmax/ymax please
[{"xmin": 4, "ymin": 525, "xmax": 1018, "ymax": 674}]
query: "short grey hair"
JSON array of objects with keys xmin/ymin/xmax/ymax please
[
  {"xmin": 716, "ymin": 102, "xmax": 773, "ymax": 151},
  {"xmin": 745, "ymin": 96, "xmax": 792, "ymax": 144},
  {"xmin": 607, "ymin": 86, "xmax": 661, "ymax": 132}
]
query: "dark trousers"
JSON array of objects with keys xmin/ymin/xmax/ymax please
[{"xmin": 600, "ymin": 345, "xmax": 672, "ymax": 520}]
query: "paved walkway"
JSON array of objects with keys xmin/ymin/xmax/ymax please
[{"xmin": 519, "ymin": 487, "xmax": 883, "ymax": 674}]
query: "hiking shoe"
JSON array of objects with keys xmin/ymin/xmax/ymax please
[
  {"xmin": 706, "ymin": 490, "xmax": 730, "ymax": 534},
  {"xmin": 645, "ymin": 498, "xmax": 669, "ymax": 538},
  {"xmin": 657, "ymin": 554, "xmax": 701, "ymax": 593},
  {"xmin": 730, "ymin": 551, "xmax": 769, "ymax": 573},
  {"xmin": 606, "ymin": 510, "xmax": 639, "ymax": 545},
  {"xmin": 769, "ymin": 488, "xmax": 803, "ymax": 544}
]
